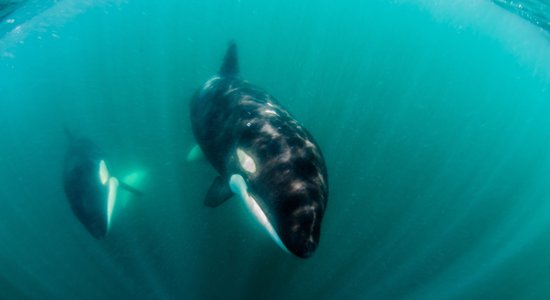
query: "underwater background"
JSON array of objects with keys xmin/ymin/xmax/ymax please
[{"xmin": 1, "ymin": 0, "xmax": 550, "ymax": 299}]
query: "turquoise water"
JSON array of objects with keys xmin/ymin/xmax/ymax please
[{"xmin": 1, "ymin": 0, "xmax": 550, "ymax": 299}]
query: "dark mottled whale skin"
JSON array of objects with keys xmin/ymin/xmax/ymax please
[
  {"xmin": 63, "ymin": 132, "xmax": 113, "ymax": 239},
  {"xmin": 190, "ymin": 42, "xmax": 328, "ymax": 258}
]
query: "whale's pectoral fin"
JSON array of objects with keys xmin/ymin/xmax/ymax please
[
  {"xmin": 204, "ymin": 176, "xmax": 233, "ymax": 207},
  {"xmin": 186, "ymin": 144, "xmax": 205, "ymax": 161}
]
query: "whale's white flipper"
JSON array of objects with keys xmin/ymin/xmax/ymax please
[
  {"xmin": 229, "ymin": 174, "xmax": 289, "ymax": 254},
  {"xmin": 106, "ymin": 177, "xmax": 119, "ymax": 232}
]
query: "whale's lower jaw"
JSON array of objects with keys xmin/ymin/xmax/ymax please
[{"xmin": 229, "ymin": 174, "xmax": 290, "ymax": 254}]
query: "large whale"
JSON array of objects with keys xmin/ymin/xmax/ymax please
[
  {"xmin": 190, "ymin": 42, "xmax": 328, "ymax": 258},
  {"xmin": 63, "ymin": 128, "xmax": 142, "ymax": 239}
]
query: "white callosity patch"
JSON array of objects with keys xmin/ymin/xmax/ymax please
[
  {"xmin": 305, "ymin": 139, "xmax": 316, "ymax": 149},
  {"xmin": 294, "ymin": 205, "xmax": 317, "ymax": 239},
  {"xmin": 279, "ymin": 147, "xmax": 292, "ymax": 163},
  {"xmin": 291, "ymin": 180, "xmax": 306, "ymax": 193},
  {"xmin": 237, "ymin": 148, "xmax": 256, "ymax": 174},
  {"xmin": 99, "ymin": 160, "xmax": 109, "ymax": 185},
  {"xmin": 229, "ymin": 174, "xmax": 290, "ymax": 254},
  {"xmin": 203, "ymin": 76, "xmax": 220, "ymax": 91},
  {"xmin": 260, "ymin": 123, "xmax": 280, "ymax": 138},
  {"xmin": 224, "ymin": 87, "xmax": 238, "ymax": 96},
  {"xmin": 263, "ymin": 109, "xmax": 278, "ymax": 116},
  {"xmin": 106, "ymin": 177, "xmax": 119, "ymax": 232}
]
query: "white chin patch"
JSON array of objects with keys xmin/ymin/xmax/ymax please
[
  {"xmin": 229, "ymin": 174, "xmax": 289, "ymax": 254},
  {"xmin": 106, "ymin": 177, "xmax": 119, "ymax": 232},
  {"xmin": 237, "ymin": 148, "xmax": 256, "ymax": 174},
  {"xmin": 99, "ymin": 160, "xmax": 109, "ymax": 185}
]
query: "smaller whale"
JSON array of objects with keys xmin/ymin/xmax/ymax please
[{"xmin": 63, "ymin": 127, "xmax": 142, "ymax": 239}]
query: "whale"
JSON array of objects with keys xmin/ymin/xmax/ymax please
[
  {"xmin": 190, "ymin": 42, "xmax": 328, "ymax": 258},
  {"xmin": 63, "ymin": 127, "xmax": 142, "ymax": 239}
]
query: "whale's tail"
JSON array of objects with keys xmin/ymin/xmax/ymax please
[
  {"xmin": 105, "ymin": 168, "xmax": 147, "ymax": 232},
  {"xmin": 119, "ymin": 181, "xmax": 144, "ymax": 197},
  {"xmin": 219, "ymin": 41, "xmax": 239, "ymax": 77},
  {"xmin": 116, "ymin": 169, "xmax": 148, "ymax": 204}
]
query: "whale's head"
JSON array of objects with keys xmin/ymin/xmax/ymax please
[
  {"xmin": 278, "ymin": 195, "xmax": 324, "ymax": 258},
  {"xmin": 230, "ymin": 135, "xmax": 328, "ymax": 258}
]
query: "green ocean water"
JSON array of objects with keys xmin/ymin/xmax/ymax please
[{"xmin": 1, "ymin": 0, "xmax": 550, "ymax": 299}]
